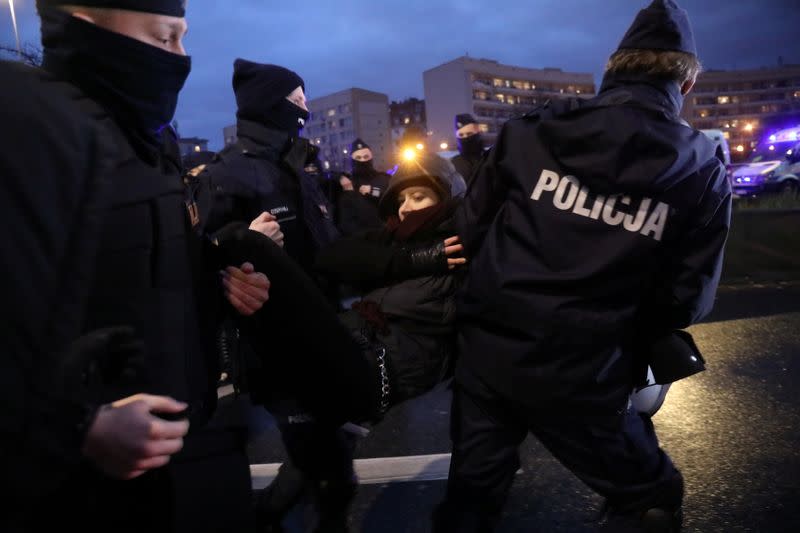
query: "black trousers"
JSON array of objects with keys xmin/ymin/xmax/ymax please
[
  {"xmin": 434, "ymin": 366, "xmax": 683, "ymax": 533},
  {"xmin": 33, "ymin": 427, "xmax": 254, "ymax": 533}
]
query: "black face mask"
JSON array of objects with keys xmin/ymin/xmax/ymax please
[
  {"xmin": 353, "ymin": 159, "xmax": 375, "ymax": 176},
  {"xmin": 40, "ymin": 8, "xmax": 191, "ymax": 146},
  {"xmin": 458, "ymin": 133, "xmax": 485, "ymax": 158},
  {"xmin": 266, "ymin": 99, "xmax": 310, "ymax": 137}
]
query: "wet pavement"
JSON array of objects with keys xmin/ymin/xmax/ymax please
[{"xmin": 243, "ymin": 281, "xmax": 800, "ymax": 532}]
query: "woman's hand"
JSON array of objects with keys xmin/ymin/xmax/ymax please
[{"xmin": 444, "ymin": 236, "xmax": 467, "ymax": 270}]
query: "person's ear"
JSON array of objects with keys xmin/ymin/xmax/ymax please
[{"xmin": 681, "ymin": 77, "xmax": 696, "ymax": 96}]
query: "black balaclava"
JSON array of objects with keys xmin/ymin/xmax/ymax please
[
  {"xmin": 233, "ymin": 59, "xmax": 309, "ymax": 137},
  {"xmin": 37, "ymin": 2, "xmax": 190, "ymax": 149},
  {"xmin": 455, "ymin": 114, "xmax": 484, "ymax": 158},
  {"xmin": 350, "ymin": 138, "xmax": 375, "ymax": 176}
]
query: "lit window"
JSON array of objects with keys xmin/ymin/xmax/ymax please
[
  {"xmin": 478, "ymin": 124, "xmax": 489, "ymax": 133},
  {"xmin": 493, "ymin": 78, "xmax": 503, "ymax": 87},
  {"xmin": 404, "ymin": 117, "xmax": 411, "ymax": 125},
  {"xmin": 194, "ymin": 145, "xmax": 201, "ymax": 152},
  {"xmin": 496, "ymin": 94, "xmax": 505, "ymax": 103},
  {"xmin": 723, "ymin": 132, "xmax": 730, "ymax": 139},
  {"xmin": 717, "ymin": 96, "xmax": 730, "ymax": 104}
]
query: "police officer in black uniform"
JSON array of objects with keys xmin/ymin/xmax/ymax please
[
  {"xmin": 200, "ymin": 59, "xmax": 378, "ymax": 532},
  {"xmin": 450, "ymin": 114, "xmax": 485, "ymax": 184},
  {"xmin": 435, "ymin": 1, "xmax": 732, "ymax": 532},
  {"xmin": 0, "ymin": 1, "xmax": 275, "ymax": 531},
  {"xmin": 336, "ymin": 138, "xmax": 389, "ymax": 235}
]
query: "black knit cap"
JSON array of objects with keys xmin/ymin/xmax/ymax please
[
  {"xmin": 350, "ymin": 138, "xmax": 370, "ymax": 154},
  {"xmin": 36, "ymin": 0, "xmax": 186, "ymax": 16},
  {"xmin": 454, "ymin": 114, "xmax": 477, "ymax": 130},
  {"xmin": 617, "ymin": 0, "xmax": 696, "ymax": 56},
  {"xmin": 379, "ymin": 154, "xmax": 452, "ymax": 219},
  {"xmin": 232, "ymin": 58, "xmax": 305, "ymax": 119}
]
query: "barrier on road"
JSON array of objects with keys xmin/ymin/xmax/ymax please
[{"xmin": 250, "ymin": 454, "xmax": 453, "ymax": 489}]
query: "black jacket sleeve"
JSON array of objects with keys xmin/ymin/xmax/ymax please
[
  {"xmin": 315, "ymin": 232, "xmax": 449, "ymax": 286},
  {"xmin": 455, "ymin": 124, "xmax": 510, "ymax": 258},
  {"xmin": 643, "ymin": 160, "xmax": 733, "ymax": 332},
  {"xmin": 0, "ymin": 66, "xmax": 119, "ymax": 517}
]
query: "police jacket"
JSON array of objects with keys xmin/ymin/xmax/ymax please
[
  {"xmin": 451, "ymin": 153, "xmax": 482, "ymax": 186},
  {"xmin": 315, "ymin": 199, "xmax": 462, "ymax": 402},
  {"xmin": 336, "ymin": 166, "xmax": 390, "ymax": 236},
  {"xmin": 202, "ymin": 120, "xmax": 339, "ymax": 270},
  {"xmin": 456, "ymin": 74, "xmax": 732, "ymax": 409},
  {"xmin": 0, "ymin": 61, "xmax": 222, "ymax": 521}
]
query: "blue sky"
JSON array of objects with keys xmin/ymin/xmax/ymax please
[{"xmin": 2, "ymin": 0, "xmax": 798, "ymax": 149}]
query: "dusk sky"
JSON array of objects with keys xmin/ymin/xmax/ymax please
[{"xmin": 2, "ymin": 0, "xmax": 798, "ymax": 149}]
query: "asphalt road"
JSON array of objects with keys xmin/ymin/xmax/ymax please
[{"xmin": 243, "ymin": 281, "xmax": 800, "ymax": 532}]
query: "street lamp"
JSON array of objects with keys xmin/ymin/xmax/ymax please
[
  {"xmin": 7, "ymin": 0, "xmax": 21, "ymax": 59},
  {"xmin": 415, "ymin": 143, "xmax": 424, "ymax": 151},
  {"xmin": 440, "ymin": 142, "xmax": 449, "ymax": 150},
  {"xmin": 402, "ymin": 148, "xmax": 416, "ymax": 161}
]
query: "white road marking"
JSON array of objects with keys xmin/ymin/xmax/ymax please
[{"xmin": 250, "ymin": 454, "xmax": 523, "ymax": 489}]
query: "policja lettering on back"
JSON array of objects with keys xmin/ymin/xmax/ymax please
[{"xmin": 530, "ymin": 169, "xmax": 671, "ymax": 241}]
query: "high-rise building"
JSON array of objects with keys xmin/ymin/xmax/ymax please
[
  {"xmin": 303, "ymin": 88, "xmax": 392, "ymax": 172},
  {"xmin": 222, "ymin": 124, "xmax": 238, "ymax": 148},
  {"xmin": 390, "ymin": 98, "xmax": 427, "ymax": 152},
  {"xmin": 681, "ymin": 64, "xmax": 800, "ymax": 161},
  {"xmin": 423, "ymin": 56, "xmax": 596, "ymax": 148},
  {"xmin": 177, "ymin": 136, "xmax": 209, "ymax": 157}
]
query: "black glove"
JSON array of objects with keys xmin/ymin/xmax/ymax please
[
  {"xmin": 406, "ymin": 241, "xmax": 448, "ymax": 278},
  {"xmin": 59, "ymin": 326, "xmax": 145, "ymax": 402}
]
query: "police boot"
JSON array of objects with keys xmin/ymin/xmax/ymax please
[
  {"xmin": 311, "ymin": 478, "xmax": 357, "ymax": 533},
  {"xmin": 640, "ymin": 507, "xmax": 683, "ymax": 533},
  {"xmin": 254, "ymin": 462, "xmax": 307, "ymax": 533},
  {"xmin": 595, "ymin": 504, "xmax": 682, "ymax": 533}
]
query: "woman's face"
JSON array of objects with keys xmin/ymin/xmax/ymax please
[{"xmin": 397, "ymin": 185, "xmax": 440, "ymax": 221}]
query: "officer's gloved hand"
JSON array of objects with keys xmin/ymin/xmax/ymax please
[{"xmin": 59, "ymin": 326, "xmax": 145, "ymax": 402}]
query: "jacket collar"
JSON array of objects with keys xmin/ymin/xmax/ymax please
[
  {"xmin": 597, "ymin": 72, "xmax": 684, "ymax": 119},
  {"xmin": 235, "ymin": 118, "xmax": 291, "ymax": 157}
]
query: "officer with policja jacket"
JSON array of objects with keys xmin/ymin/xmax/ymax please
[{"xmin": 435, "ymin": 1, "xmax": 732, "ymax": 532}]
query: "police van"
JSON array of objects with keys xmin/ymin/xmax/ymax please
[{"xmin": 729, "ymin": 125, "xmax": 800, "ymax": 197}]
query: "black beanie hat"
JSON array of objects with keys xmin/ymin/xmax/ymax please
[
  {"xmin": 617, "ymin": 0, "xmax": 696, "ymax": 56},
  {"xmin": 455, "ymin": 114, "xmax": 477, "ymax": 130},
  {"xmin": 233, "ymin": 59, "xmax": 305, "ymax": 121},
  {"xmin": 379, "ymin": 154, "xmax": 452, "ymax": 219},
  {"xmin": 37, "ymin": 0, "xmax": 186, "ymax": 16},
  {"xmin": 351, "ymin": 138, "xmax": 371, "ymax": 154}
]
